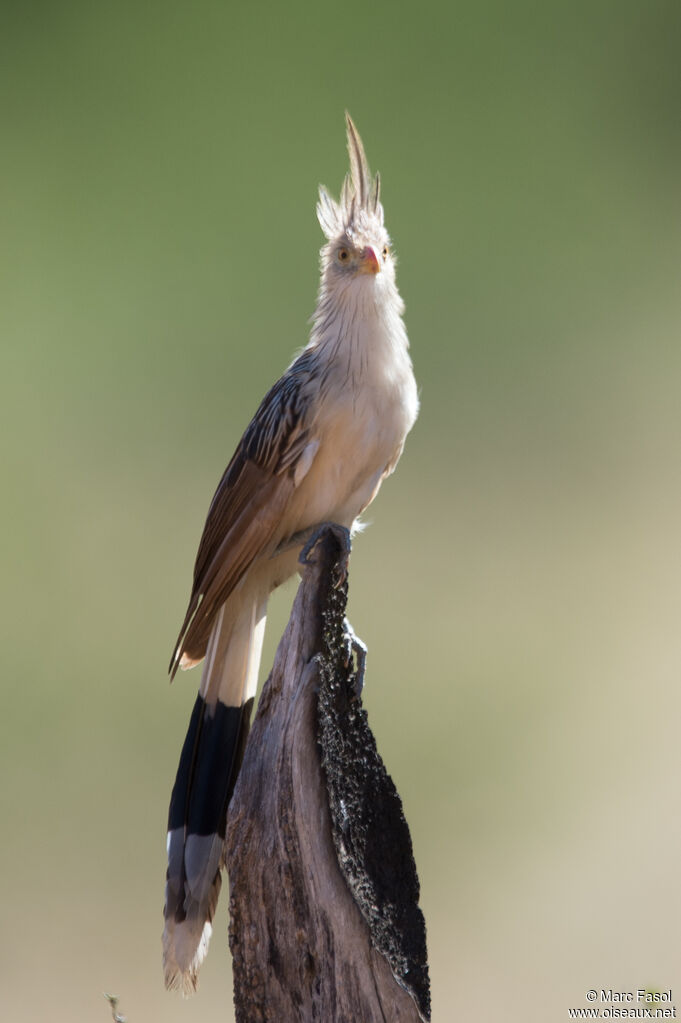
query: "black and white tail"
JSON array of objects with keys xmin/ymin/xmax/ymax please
[{"xmin": 163, "ymin": 591, "xmax": 267, "ymax": 992}]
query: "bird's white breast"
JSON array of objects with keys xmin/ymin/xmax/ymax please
[{"xmin": 295, "ymin": 296, "xmax": 418, "ymax": 529}]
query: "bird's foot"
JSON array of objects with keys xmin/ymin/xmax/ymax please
[
  {"xmin": 343, "ymin": 617, "xmax": 367, "ymax": 697},
  {"xmin": 297, "ymin": 523, "xmax": 351, "ymax": 588}
]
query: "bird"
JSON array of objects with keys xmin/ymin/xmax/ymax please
[{"xmin": 162, "ymin": 113, "xmax": 419, "ymax": 993}]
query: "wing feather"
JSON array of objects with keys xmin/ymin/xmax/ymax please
[{"xmin": 170, "ymin": 352, "xmax": 318, "ymax": 677}]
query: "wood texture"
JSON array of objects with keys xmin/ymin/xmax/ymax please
[{"xmin": 225, "ymin": 527, "xmax": 430, "ymax": 1022}]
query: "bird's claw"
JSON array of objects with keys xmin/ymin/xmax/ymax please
[{"xmin": 298, "ymin": 523, "xmax": 351, "ymax": 585}]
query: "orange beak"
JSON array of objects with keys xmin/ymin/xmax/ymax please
[{"xmin": 358, "ymin": 245, "xmax": 381, "ymax": 275}]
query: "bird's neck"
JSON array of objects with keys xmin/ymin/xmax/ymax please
[{"xmin": 310, "ymin": 280, "xmax": 409, "ymax": 368}]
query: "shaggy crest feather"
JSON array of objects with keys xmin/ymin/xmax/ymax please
[{"xmin": 316, "ymin": 113, "xmax": 383, "ymax": 241}]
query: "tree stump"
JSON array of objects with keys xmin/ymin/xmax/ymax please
[{"xmin": 225, "ymin": 526, "xmax": 430, "ymax": 1022}]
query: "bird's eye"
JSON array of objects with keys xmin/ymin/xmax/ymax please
[
  {"xmin": 382, "ymin": 245, "xmax": 390, "ymax": 259},
  {"xmin": 337, "ymin": 248, "xmax": 349, "ymax": 263}
]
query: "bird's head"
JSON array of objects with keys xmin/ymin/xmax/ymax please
[{"xmin": 317, "ymin": 115, "xmax": 396, "ymax": 296}]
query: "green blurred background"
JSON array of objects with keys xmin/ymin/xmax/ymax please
[{"xmin": 2, "ymin": 1, "xmax": 681, "ymax": 1020}]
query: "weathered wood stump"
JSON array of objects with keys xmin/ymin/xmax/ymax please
[{"xmin": 225, "ymin": 527, "xmax": 430, "ymax": 1022}]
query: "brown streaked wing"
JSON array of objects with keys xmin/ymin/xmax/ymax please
[{"xmin": 169, "ymin": 354, "xmax": 316, "ymax": 677}]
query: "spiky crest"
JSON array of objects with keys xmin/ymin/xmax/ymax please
[{"xmin": 316, "ymin": 114, "xmax": 384, "ymax": 240}]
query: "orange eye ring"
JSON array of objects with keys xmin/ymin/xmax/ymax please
[
  {"xmin": 338, "ymin": 248, "xmax": 349, "ymax": 262},
  {"xmin": 382, "ymin": 245, "xmax": 390, "ymax": 259}
]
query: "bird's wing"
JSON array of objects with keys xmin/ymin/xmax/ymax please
[{"xmin": 170, "ymin": 355, "xmax": 318, "ymax": 677}]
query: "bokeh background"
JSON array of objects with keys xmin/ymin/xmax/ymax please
[{"xmin": 3, "ymin": 2, "xmax": 681, "ymax": 1020}]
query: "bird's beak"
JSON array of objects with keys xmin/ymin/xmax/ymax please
[{"xmin": 358, "ymin": 245, "xmax": 381, "ymax": 275}]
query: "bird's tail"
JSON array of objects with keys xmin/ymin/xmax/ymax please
[{"xmin": 163, "ymin": 589, "xmax": 268, "ymax": 993}]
